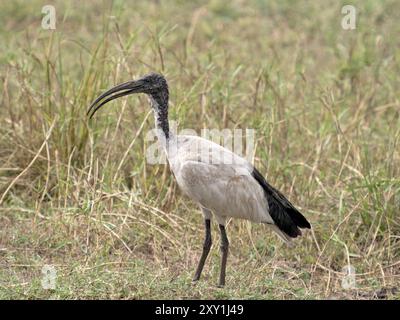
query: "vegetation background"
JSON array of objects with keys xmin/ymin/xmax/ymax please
[{"xmin": 0, "ymin": 0, "xmax": 399, "ymax": 299}]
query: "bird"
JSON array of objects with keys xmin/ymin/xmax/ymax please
[{"xmin": 87, "ymin": 72, "xmax": 311, "ymax": 287}]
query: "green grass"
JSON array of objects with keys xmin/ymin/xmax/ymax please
[{"xmin": 0, "ymin": 0, "xmax": 399, "ymax": 299}]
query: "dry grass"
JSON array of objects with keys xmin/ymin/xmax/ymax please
[{"xmin": 0, "ymin": 0, "xmax": 399, "ymax": 299}]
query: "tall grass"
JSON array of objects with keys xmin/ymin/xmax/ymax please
[{"xmin": 0, "ymin": 0, "xmax": 399, "ymax": 299}]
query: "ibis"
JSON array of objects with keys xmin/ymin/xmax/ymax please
[{"xmin": 87, "ymin": 72, "xmax": 311, "ymax": 287}]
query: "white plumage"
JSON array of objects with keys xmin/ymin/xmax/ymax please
[
  {"xmin": 88, "ymin": 72, "xmax": 311, "ymax": 287},
  {"xmin": 168, "ymin": 135, "xmax": 272, "ymax": 225}
]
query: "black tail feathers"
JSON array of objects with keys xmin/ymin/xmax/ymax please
[{"xmin": 252, "ymin": 168, "xmax": 311, "ymax": 238}]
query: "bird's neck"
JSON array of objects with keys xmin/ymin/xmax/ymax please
[{"xmin": 149, "ymin": 92, "xmax": 170, "ymax": 148}]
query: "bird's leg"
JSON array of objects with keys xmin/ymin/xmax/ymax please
[
  {"xmin": 193, "ymin": 219, "xmax": 212, "ymax": 282},
  {"xmin": 218, "ymin": 224, "xmax": 229, "ymax": 287}
]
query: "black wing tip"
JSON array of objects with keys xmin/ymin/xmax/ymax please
[
  {"xmin": 288, "ymin": 207, "xmax": 311, "ymax": 229},
  {"xmin": 251, "ymin": 167, "xmax": 311, "ymax": 237},
  {"xmin": 302, "ymin": 220, "xmax": 311, "ymax": 229},
  {"xmin": 288, "ymin": 227, "xmax": 302, "ymax": 238}
]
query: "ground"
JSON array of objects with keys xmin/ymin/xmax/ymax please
[{"xmin": 0, "ymin": 0, "xmax": 399, "ymax": 299}]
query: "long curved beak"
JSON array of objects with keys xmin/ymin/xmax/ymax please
[{"xmin": 87, "ymin": 80, "xmax": 145, "ymax": 119}]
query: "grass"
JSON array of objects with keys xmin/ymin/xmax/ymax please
[{"xmin": 0, "ymin": 0, "xmax": 399, "ymax": 299}]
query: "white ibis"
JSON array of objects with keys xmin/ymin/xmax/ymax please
[{"xmin": 87, "ymin": 72, "xmax": 311, "ymax": 287}]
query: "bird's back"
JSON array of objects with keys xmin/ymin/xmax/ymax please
[{"xmin": 167, "ymin": 135, "xmax": 273, "ymax": 224}]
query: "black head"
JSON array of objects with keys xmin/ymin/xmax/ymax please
[
  {"xmin": 87, "ymin": 72, "xmax": 168, "ymax": 119},
  {"xmin": 137, "ymin": 72, "xmax": 168, "ymax": 94}
]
